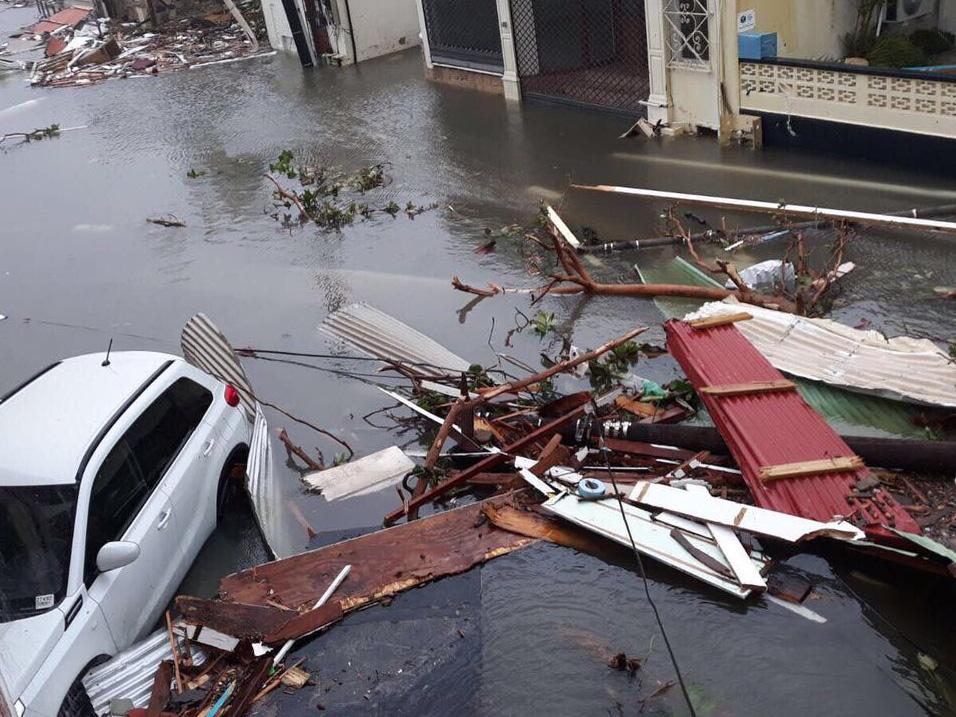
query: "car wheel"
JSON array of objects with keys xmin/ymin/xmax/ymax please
[
  {"xmin": 217, "ymin": 445, "xmax": 248, "ymax": 522},
  {"xmin": 58, "ymin": 677, "xmax": 96, "ymax": 717}
]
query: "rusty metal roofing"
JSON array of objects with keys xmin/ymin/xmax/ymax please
[
  {"xmin": 29, "ymin": 6, "xmax": 91, "ymax": 33},
  {"xmin": 665, "ymin": 319, "xmax": 920, "ymax": 539},
  {"xmin": 685, "ymin": 298, "xmax": 956, "ymax": 408}
]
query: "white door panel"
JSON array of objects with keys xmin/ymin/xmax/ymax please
[{"xmin": 87, "ymin": 482, "xmax": 179, "ymax": 649}]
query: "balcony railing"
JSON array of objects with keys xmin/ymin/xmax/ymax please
[{"xmin": 740, "ymin": 58, "xmax": 956, "ymax": 139}]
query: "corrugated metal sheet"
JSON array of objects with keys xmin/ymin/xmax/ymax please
[
  {"xmin": 247, "ymin": 403, "xmax": 289, "ymax": 559},
  {"xmin": 181, "ymin": 313, "xmax": 255, "ymax": 419},
  {"xmin": 685, "ymin": 299, "xmax": 956, "ymax": 408},
  {"xmin": 665, "ymin": 319, "xmax": 920, "ymax": 538},
  {"xmin": 321, "ymin": 303, "xmax": 472, "ymax": 376},
  {"xmin": 82, "ymin": 629, "xmax": 205, "ymax": 716},
  {"xmin": 638, "ymin": 258, "xmax": 926, "ymax": 438},
  {"xmin": 29, "ymin": 6, "xmax": 90, "ymax": 33}
]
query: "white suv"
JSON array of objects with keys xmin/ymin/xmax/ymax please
[{"xmin": 0, "ymin": 351, "xmax": 252, "ymax": 716}]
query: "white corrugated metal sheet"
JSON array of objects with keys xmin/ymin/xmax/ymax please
[
  {"xmin": 82, "ymin": 629, "xmax": 205, "ymax": 716},
  {"xmin": 181, "ymin": 313, "xmax": 256, "ymax": 419},
  {"xmin": 320, "ymin": 303, "xmax": 472, "ymax": 376},
  {"xmin": 684, "ymin": 298, "xmax": 956, "ymax": 408}
]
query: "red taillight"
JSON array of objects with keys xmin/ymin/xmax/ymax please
[{"xmin": 224, "ymin": 384, "xmax": 241, "ymax": 407}]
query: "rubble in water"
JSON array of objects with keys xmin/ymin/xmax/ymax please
[{"xmin": 2, "ymin": 1, "xmax": 272, "ymax": 89}]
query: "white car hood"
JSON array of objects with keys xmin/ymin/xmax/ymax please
[{"xmin": 0, "ymin": 608, "xmax": 64, "ymax": 699}]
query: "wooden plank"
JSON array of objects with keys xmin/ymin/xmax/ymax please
[
  {"xmin": 175, "ymin": 597, "xmax": 297, "ymax": 640},
  {"xmin": 757, "ymin": 456, "xmax": 863, "ymax": 482},
  {"xmin": 220, "ymin": 492, "xmax": 538, "ymax": 614},
  {"xmin": 700, "ymin": 379, "xmax": 796, "ymax": 396},
  {"xmin": 688, "ymin": 312, "xmax": 753, "ymax": 330}
]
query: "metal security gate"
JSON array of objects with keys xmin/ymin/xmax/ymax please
[
  {"xmin": 510, "ymin": 0, "xmax": 649, "ymax": 115},
  {"xmin": 421, "ymin": 0, "xmax": 503, "ymax": 72}
]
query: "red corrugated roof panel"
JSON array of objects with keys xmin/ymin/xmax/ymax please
[
  {"xmin": 665, "ymin": 319, "xmax": 920, "ymax": 540},
  {"xmin": 28, "ymin": 6, "xmax": 90, "ymax": 33}
]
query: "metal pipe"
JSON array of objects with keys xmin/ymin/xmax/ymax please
[
  {"xmin": 343, "ymin": 0, "xmax": 357, "ymax": 64},
  {"xmin": 572, "ymin": 184, "xmax": 956, "ymax": 234}
]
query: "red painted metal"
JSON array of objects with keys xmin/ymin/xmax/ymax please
[
  {"xmin": 29, "ymin": 6, "xmax": 91, "ymax": 34},
  {"xmin": 665, "ymin": 319, "xmax": 920, "ymax": 540}
]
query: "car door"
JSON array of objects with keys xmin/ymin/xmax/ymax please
[
  {"xmin": 83, "ymin": 438, "xmax": 181, "ymax": 649},
  {"xmin": 122, "ymin": 375, "xmax": 218, "ymax": 591}
]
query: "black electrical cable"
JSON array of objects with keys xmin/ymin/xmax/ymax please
[{"xmin": 589, "ymin": 402, "xmax": 698, "ymax": 717}]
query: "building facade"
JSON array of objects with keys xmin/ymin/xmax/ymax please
[
  {"xmin": 262, "ymin": 0, "xmax": 421, "ymax": 67},
  {"xmin": 413, "ymin": 0, "xmax": 956, "ymax": 161}
]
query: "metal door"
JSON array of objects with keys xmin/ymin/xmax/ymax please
[
  {"xmin": 510, "ymin": 0, "xmax": 650, "ymax": 115},
  {"xmin": 421, "ymin": 0, "xmax": 504, "ymax": 72}
]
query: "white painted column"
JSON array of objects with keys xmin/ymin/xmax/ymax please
[
  {"xmin": 414, "ymin": 0, "xmax": 433, "ymax": 69},
  {"xmin": 497, "ymin": 0, "xmax": 521, "ymax": 101},
  {"xmin": 643, "ymin": 0, "xmax": 671, "ymax": 124}
]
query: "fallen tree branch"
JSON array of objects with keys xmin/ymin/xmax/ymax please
[
  {"xmin": 278, "ymin": 428, "xmax": 323, "ymax": 470},
  {"xmin": 147, "ymin": 215, "xmax": 186, "ymax": 228},
  {"xmin": 477, "ymin": 325, "xmax": 649, "ymax": 402},
  {"xmin": 264, "ymin": 172, "xmax": 311, "ymax": 220},
  {"xmin": 452, "ymin": 276, "xmax": 789, "ymax": 309}
]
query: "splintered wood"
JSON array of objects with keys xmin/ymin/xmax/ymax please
[{"xmin": 217, "ymin": 493, "xmax": 538, "ymax": 628}]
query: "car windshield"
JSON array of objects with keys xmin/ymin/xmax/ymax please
[{"xmin": 0, "ymin": 484, "xmax": 77, "ymax": 623}]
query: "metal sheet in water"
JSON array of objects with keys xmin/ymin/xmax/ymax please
[
  {"xmin": 321, "ymin": 302, "xmax": 472, "ymax": 376},
  {"xmin": 181, "ymin": 313, "xmax": 256, "ymax": 419},
  {"xmin": 685, "ymin": 298, "xmax": 956, "ymax": 408},
  {"xmin": 82, "ymin": 629, "xmax": 205, "ymax": 716},
  {"xmin": 664, "ymin": 319, "xmax": 921, "ymax": 538}
]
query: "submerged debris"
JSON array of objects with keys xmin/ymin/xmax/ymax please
[{"xmin": 265, "ymin": 151, "xmax": 436, "ymax": 231}]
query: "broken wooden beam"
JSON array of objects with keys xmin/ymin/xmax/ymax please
[
  {"xmin": 757, "ymin": 456, "xmax": 864, "ymax": 482},
  {"xmin": 688, "ymin": 312, "xmax": 752, "ymax": 330},
  {"xmin": 220, "ymin": 492, "xmax": 539, "ymax": 622},
  {"xmin": 699, "ymin": 379, "xmax": 796, "ymax": 397}
]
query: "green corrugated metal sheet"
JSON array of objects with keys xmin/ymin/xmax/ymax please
[{"xmin": 637, "ymin": 257, "xmax": 928, "ymax": 439}]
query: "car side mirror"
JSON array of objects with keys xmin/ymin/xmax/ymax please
[{"xmin": 96, "ymin": 541, "xmax": 140, "ymax": 572}]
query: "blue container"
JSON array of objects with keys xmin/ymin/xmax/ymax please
[{"xmin": 739, "ymin": 32, "xmax": 777, "ymax": 60}]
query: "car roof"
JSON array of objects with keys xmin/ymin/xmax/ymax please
[{"xmin": 0, "ymin": 351, "xmax": 181, "ymax": 487}]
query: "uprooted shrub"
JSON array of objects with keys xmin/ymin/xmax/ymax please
[{"xmin": 265, "ymin": 150, "xmax": 435, "ymax": 231}]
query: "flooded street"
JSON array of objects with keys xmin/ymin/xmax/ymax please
[{"xmin": 3, "ymin": 5, "xmax": 956, "ymax": 713}]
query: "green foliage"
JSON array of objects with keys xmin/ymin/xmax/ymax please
[
  {"xmin": 532, "ymin": 311, "xmax": 556, "ymax": 337},
  {"xmin": 415, "ymin": 390, "xmax": 447, "ymax": 414},
  {"xmin": 266, "ymin": 152, "xmax": 431, "ymax": 231},
  {"xmin": 270, "ymin": 149, "xmax": 296, "ymax": 178},
  {"xmin": 588, "ymin": 341, "xmax": 640, "ymax": 393},
  {"xmin": 910, "ymin": 29, "xmax": 956, "ymax": 56},
  {"xmin": 665, "ymin": 378, "xmax": 699, "ymax": 410},
  {"xmin": 186, "ymin": 168, "xmax": 205, "ymax": 178},
  {"xmin": 868, "ymin": 36, "xmax": 928, "ymax": 69}
]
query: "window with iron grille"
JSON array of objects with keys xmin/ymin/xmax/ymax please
[{"xmin": 664, "ymin": 0, "xmax": 711, "ymax": 71}]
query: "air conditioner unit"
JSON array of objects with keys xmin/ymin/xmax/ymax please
[{"xmin": 884, "ymin": 0, "xmax": 934, "ymax": 23}]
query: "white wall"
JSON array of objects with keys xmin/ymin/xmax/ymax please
[
  {"xmin": 334, "ymin": 0, "xmax": 421, "ymax": 63},
  {"xmin": 261, "ymin": 0, "xmax": 298, "ymax": 56}
]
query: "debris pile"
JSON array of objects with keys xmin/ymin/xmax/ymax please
[
  {"xmin": 86, "ymin": 187, "xmax": 956, "ymax": 714},
  {"xmin": 3, "ymin": 2, "xmax": 272, "ymax": 88}
]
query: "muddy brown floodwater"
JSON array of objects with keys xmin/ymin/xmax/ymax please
[{"xmin": 2, "ymin": 7, "xmax": 956, "ymax": 714}]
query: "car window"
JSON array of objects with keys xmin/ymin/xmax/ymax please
[
  {"xmin": 123, "ymin": 378, "xmax": 213, "ymax": 489},
  {"xmin": 84, "ymin": 440, "xmax": 147, "ymax": 582}
]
